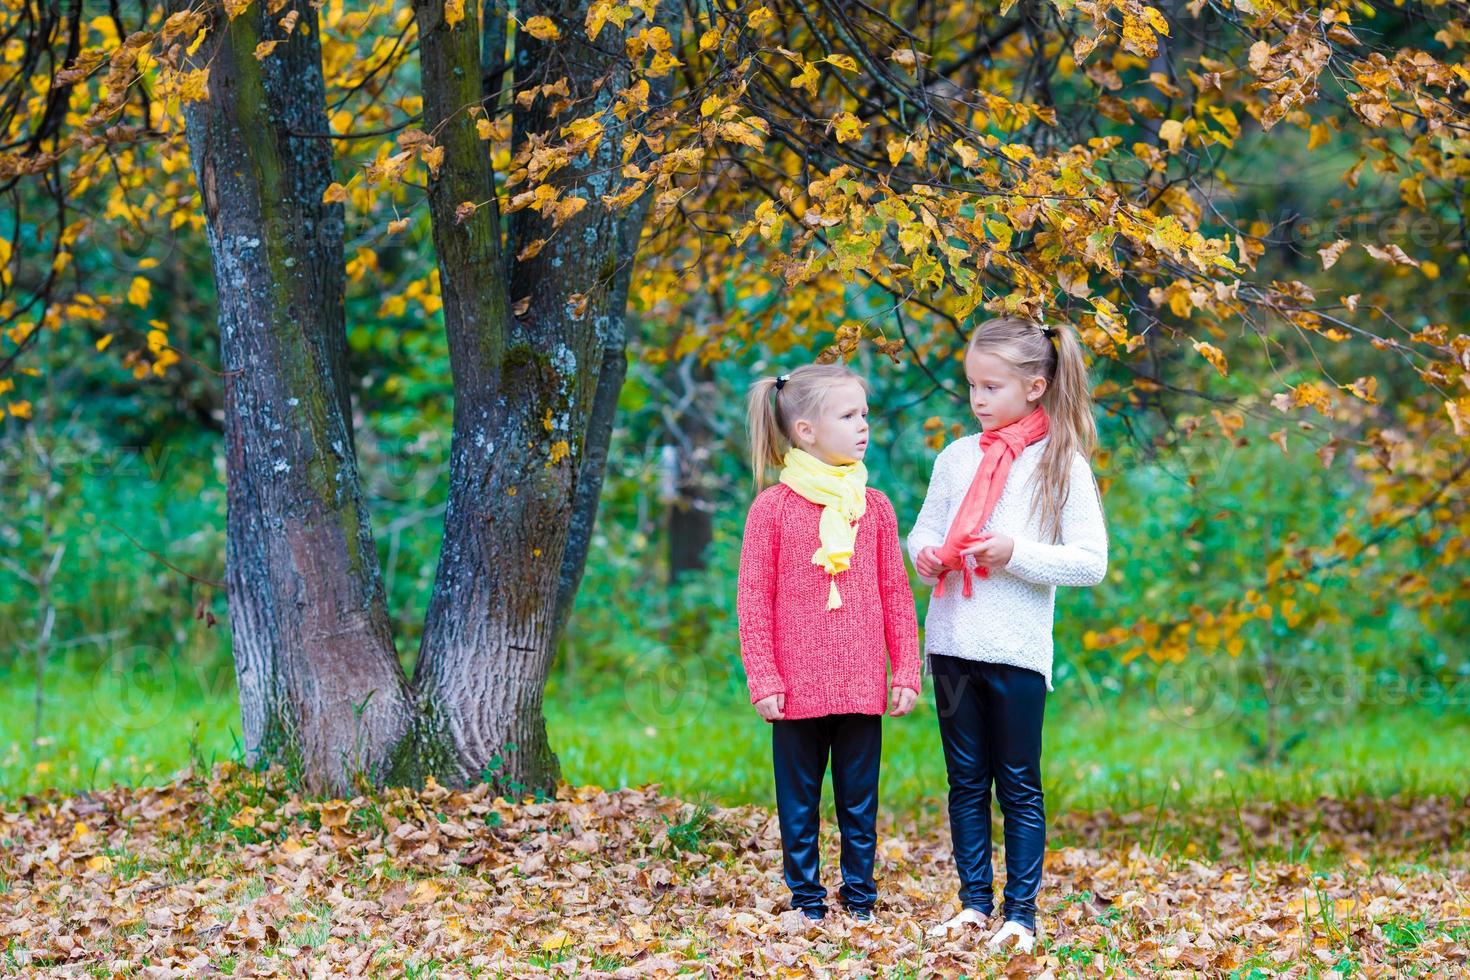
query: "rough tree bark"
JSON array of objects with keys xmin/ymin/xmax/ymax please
[
  {"xmin": 171, "ymin": 0, "xmax": 416, "ymax": 794},
  {"xmin": 409, "ymin": 0, "xmax": 664, "ymax": 793},
  {"xmin": 171, "ymin": 0, "xmax": 663, "ymax": 795}
]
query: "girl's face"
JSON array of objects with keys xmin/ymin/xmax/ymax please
[
  {"xmin": 965, "ymin": 349, "xmax": 1046, "ymax": 430},
  {"xmin": 790, "ymin": 380, "xmax": 870, "ymax": 466}
]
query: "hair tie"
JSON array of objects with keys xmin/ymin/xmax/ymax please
[
  {"xmin": 774, "ymin": 373, "xmax": 790, "ymax": 391},
  {"xmin": 1041, "ymin": 325, "xmax": 1057, "ymax": 339}
]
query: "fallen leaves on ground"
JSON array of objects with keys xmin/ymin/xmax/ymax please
[{"xmin": 0, "ymin": 763, "xmax": 1466, "ymax": 977}]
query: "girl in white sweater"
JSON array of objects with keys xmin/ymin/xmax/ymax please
[{"xmin": 907, "ymin": 315, "xmax": 1109, "ymax": 953}]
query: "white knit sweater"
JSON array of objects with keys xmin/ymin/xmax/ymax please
[{"xmin": 905, "ymin": 434, "xmax": 1109, "ymax": 690}]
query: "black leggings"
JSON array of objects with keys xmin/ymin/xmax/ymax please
[
  {"xmin": 770, "ymin": 712, "xmax": 883, "ymax": 913},
  {"xmin": 930, "ymin": 654, "xmax": 1047, "ymax": 930}
]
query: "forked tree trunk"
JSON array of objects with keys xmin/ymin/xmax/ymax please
[
  {"xmin": 170, "ymin": 0, "xmax": 661, "ymax": 796},
  {"xmin": 409, "ymin": 0, "xmax": 659, "ymax": 792},
  {"xmin": 171, "ymin": 0, "xmax": 416, "ymax": 794}
]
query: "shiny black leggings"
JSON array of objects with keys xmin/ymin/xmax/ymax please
[
  {"xmin": 930, "ymin": 654, "xmax": 1047, "ymax": 931},
  {"xmin": 770, "ymin": 713, "xmax": 882, "ymax": 913}
]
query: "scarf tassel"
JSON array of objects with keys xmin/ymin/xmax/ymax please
[
  {"xmin": 934, "ymin": 560, "xmax": 991, "ymax": 599},
  {"xmin": 827, "ymin": 577, "xmax": 842, "ymax": 611}
]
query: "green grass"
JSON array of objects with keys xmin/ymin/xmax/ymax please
[
  {"xmin": 0, "ymin": 651, "xmax": 239, "ymax": 797},
  {"xmin": 545, "ymin": 672, "xmax": 1470, "ymax": 820},
  {"xmin": 5, "ymin": 655, "xmax": 1470, "ymax": 829}
]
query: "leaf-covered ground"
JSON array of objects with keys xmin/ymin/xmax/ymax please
[{"xmin": 1, "ymin": 764, "xmax": 1467, "ymax": 977}]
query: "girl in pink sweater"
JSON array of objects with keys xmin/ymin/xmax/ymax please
[{"xmin": 736, "ymin": 362, "xmax": 922, "ymax": 925}]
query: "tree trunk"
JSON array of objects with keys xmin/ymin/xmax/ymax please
[
  {"xmin": 172, "ymin": 0, "xmax": 415, "ymax": 796},
  {"xmin": 172, "ymin": 0, "xmax": 663, "ymax": 798},
  {"xmin": 408, "ymin": 0, "xmax": 660, "ymax": 796}
]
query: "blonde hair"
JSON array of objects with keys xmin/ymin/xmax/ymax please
[
  {"xmin": 966, "ymin": 315, "xmax": 1102, "ymax": 543},
  {"xmin": 746, "ymin": 363, "xmax": 871, "ymax": 487}
]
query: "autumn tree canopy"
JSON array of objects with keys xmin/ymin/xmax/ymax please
[{"xmin": 1, "ymin": 0, "xmax": 1466, "ymax": 791}]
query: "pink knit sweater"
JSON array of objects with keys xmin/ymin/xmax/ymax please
[{"xmin": 736, "ymin": 484, "xmax": 922, "ymax": 720}]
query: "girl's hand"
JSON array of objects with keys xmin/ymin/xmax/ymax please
[
  {"xmin": 888, "ymin": 686, "xmax": 918, "ymax": 717},
  {"xmin": 754, "ymin": 692, "xmax": 786, "ymax": 721},
  {"xmin": 915, "ymin": 546, "xmax": 945, "ymax": 578},
  {"xmin": 961, "ymin": 533, "xmax": 1014, "ymax": 568}
]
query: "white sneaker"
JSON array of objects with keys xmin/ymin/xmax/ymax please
[
  {"xmin": 985, "ymin": 920, "xmax": 1036, "ymax": 953},
  {"xmin": 925, "ymin": 906, "xmax": 989, "ymax": 939}
]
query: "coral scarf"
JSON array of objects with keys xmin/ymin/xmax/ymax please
[
  {"xmin": 779, "ymin": 448, "xmax": 868, "ymax": 611},
  {"xmin": 933, "ymin": 406, "xmax": 1050, "ymax": 598}
]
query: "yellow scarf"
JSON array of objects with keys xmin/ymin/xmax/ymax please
[{"xmin": 778, "ymin": 448, "xmax": 868, "ymax": 610}]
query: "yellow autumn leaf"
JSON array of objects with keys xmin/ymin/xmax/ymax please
[
  {"xmin": 1120, "ymin": 10, "xmax": 1161, "ymax": 57},
  {"xmin": 322, "ymin": 182, "xmax": 348, "ymax": 204},
  {"xmin": 541, "ymin": 929, "xmax": 574, "ymax": 951},
  {"xmin": 790, "ymin": 60, "xmax": 820, "ymax": 96},
  {"xmin": 985, "ymin": 218, "xmax": 1013, "ymax": 251},
  {"xmin": 317, "ymin": 800, "xmax": 352, "ymax": 828},
  {"xmin": 747, "ymin": 6, "xmax": 774, "ymax": 30},
  {"xmin": 1206, "ymin": 105, "xmax": 1239, "ymax": 141},
  {"xmin": 229, "ymin": 805, "xmax": 262, "ymax": 829},
  {"xmin": 444, "ymin": 0, "xmax": 465, "ymax": 28},
  {"xmin": 833, "ymin": 112, "xmax": 864, "ymax": 144},
  {"xmin": 177, "ymin": 67, "xmax": 209, "ymax": 102},
  {"xmin": 523, "ymin": 15, "xmax": 560, "ymax": 40},
  {"xmin": 1193, "ymin": 339, "xmax": 1228, "ymax": 377},
  {"xmin": 1318, "ymin": 238, "xmax": 1350, "ymax": 270},
  {"xmin": 562, "ymin": 116, "xmax": 605, "ymax": 148},
  {"xmin": 551, "ymin": 195, "xmax": 588, "ymax": 228},
  {"xmin": 601, "ymin": 179, "xmax": 649, "ymax": 209},
  {"xmin": 127, "ymin": 276, "xmax": 151, "ymax": 308},
  {"xmin": 718, "ymin": 119, "xmax": 766, "ymax": 150},
  {"xmin": 253, "ymin": 40, "xmax": 281, "ymax": 60},
  {"xmin": 410, "ymin": 879, "xmax": 442, "ymax": 905},
  {"xmin": 826, "ymin": 54, "xmax": 859, "ymax": 72},
  {"xmin": 1363, "ymin": 242, "xmax": 1419, "ymax": 268},
  {"xmin": 1342, "ymin": 376, "xmax": 1379, "ymax": 404},
  {"xmin": 1141, "ymin": 5, "xmax": 1170, "ymax": 36},
  {"xmin": 1158, "ymin": 118, "xmax": 1185, "ymax": 152}
]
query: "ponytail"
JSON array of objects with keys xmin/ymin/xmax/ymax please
[
  {"xmin": 746, "ymin": 376, "xmax": 785, "ymax": 488},
  {"xmin": 1044, "ymin": 320, "xmax": 1098, "ymax": 462}
]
